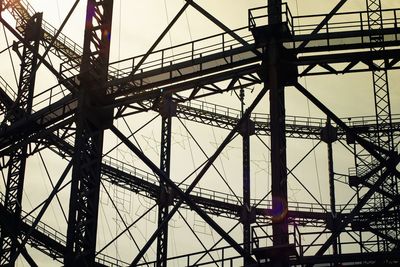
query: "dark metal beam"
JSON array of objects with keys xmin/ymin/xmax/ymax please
[
  {"xmin": 297, "ymin": 0, "xmax": 348, "ymax": 50},
  {"xmin": 294, "ymin": 81, "xmax": 400, "ymax": 258},
  {"xmin": 131, "ymin": 1, "xmax": 191, "ymax": 75},
  {"xmin": 185, "ymin": 0, "xmax": 261, "ymax": 57},
  {"xmin": 325, "ymin": 118, "xmax": 338, "ymax": 258},
  {"xmin": 242, "ymin": 120, "xmax": 252, "ymax": 265},
  {"xmin": 156, "ymin": 96, "xmax": 174, "ymax": 267},
  {"xmin": 112, "ymin": 125, "xmax": 257, "ymax": 266},
  {"xmin": 65, "ymin": 0, "xmax": 114, "ymax": 266},
  {"xmin": 0, "ymin": 13, "xmax": 42, "ymax": 266},
  {"xmin": 116, "ymin": 89, "xmax": 270, "ymax": 266}
]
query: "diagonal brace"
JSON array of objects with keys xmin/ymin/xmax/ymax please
[
  {"xmin": 117, "ymin": 86, "xmax": 270, "ymax": 266},
  {"xmin": 186, "ymin": 0, "xmax": 262, "ymax": 58},
  {"xmin": 294, "ymin": 81, "xmax": 400, "ymax": 257},
  {"xmin": 112, "ymin": 126, "xmax": 256, "ymax": 266},
  {"xmin": 131, "ymin": 1, "xmax": 192, "ymax": 75},
  {"xmin": 297, "ymin": 0, "xmax": 348, "ymax": 50},
  {"xmin": 10, "ymin": 162, "xmax": 72, "ymax": 264}
]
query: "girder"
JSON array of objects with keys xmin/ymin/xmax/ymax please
[
  {"xmin": 65, "ymin": 0, "xmax": 114, "ymax": 266},
  {"xmin": 156, "ymin": 96, "xmax": 174, "ymax": 266},
  {"xmin": 0, "ymin": 12, "xmax": 41, "ymax": 266}
]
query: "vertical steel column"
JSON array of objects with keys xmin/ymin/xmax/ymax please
[
  {"xmin": 366, "ymin": 0, "xmax": 394, "ymax": 153},
  {"xmin": 239, "ymin": 89, "xmax": 255, "ymax": 266},
  {"xmin": 327, "ymin": 136, "xmax": 338, "ymax": 257},
  {"xmin": 157, "ymin": 96, "xmax": 173, "ymax": 267},
  {"xmin": 65, "ymin": 1, "xmax": 114, "ymax": 266},
  {"xmin": 323, "ymin": 118, "xmax": 338, "ymax": 260},
  {"xmin": 366, "ymin": 0, "xmax": 396, "ymax": 251},
  {"xmin": 0, "ymin": 13, "xmax": 42, "ymax": 266},
  {"xmin": 242, "ymin": 122, "xmax": 252, "ymax": 266},
  {"xmin": 267, "ymin": 1, "xmax": 289, "ymax": 266}
]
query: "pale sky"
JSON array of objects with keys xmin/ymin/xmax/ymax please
[{"xmin": 0, "ymin": 0, "xmax": 399, "ymax": 266}]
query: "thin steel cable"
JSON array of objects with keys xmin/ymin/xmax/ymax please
[
  {"xmin": 256, "ymin": 134, "xmax": 328, "ymax": 213},
  {"xmin": 192, "ymin": 221, "xmax": 241, "ymax": 266},
  {"xmin": 177, "ymin": 117, "xmax": 243, "ymax": 205},
  {"xmin": 2, "ymin": 24, "xmax": 18, "ymax": 88},
  {"xmin": 96, "ymin": 203, "xmax": 158, "ymax": 255},
  {"xmin": 38, "ymin": 152, "xmax": 68, "ymax": 223},
  {"xmin": 177, "ymin": 209, "xmax": 220, "ymax": 266},
  {"xmin": 100, "ymin": 180, "xmax": 150, "ymax": 266}
]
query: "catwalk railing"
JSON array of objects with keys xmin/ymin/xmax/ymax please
[
  {"xmin": 135, "ymin": 224, "xmax": 400, "ymax": 266},
  {"xmin": 0, "ymin": 193, "xmax": 128, "ymax": 267},
  {"xmin": 0, "ymin": 76, "xmax": 17, "ymax": 102},
  {"xmin": 101, "ymin": 155, "xmax": 358, "ymax": 216},
  {"xmin": 59, "ymin": 7, "xmax": 400, "ymax": 88},
  {"xmin": 249, "ymin": 4, "xmax": 400, "ymax": 38},
  {"xmin": 4, "ymin": 0, "xmax": 82, "ymax": 63}
]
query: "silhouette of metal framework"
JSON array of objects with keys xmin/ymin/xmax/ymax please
[{"xmin": 0, "ymin": 0, "xmax": 399, "ymax": 266}]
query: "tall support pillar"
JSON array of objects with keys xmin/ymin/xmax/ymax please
[
  {"xmin": 322, "ymin": 118, "xmax": 338, "ymax": 261},
  {"xmin": 0, "ymin": 13, "xmax": 42, "ymax": 266},
  {"xmin": 238, "ymin": 88, "xmax": 256, "ymax": 266},
  {"xmin": 65, "ymin": 1, "xmax": 114, "ymax": 266},
  {"xmin": 267, "ymin": 1, "xmax": 289, "ymax": 266},
  {"xmin": 269, "ymin": 43, "xmax": 289, "ymax": 267},
  {"xmin": 250, "ymin": 0, "xmax": 298, "ymax": 267},
  {"xmin": 156, "ymin": 96, "xmax": 176, "ymax": 267},
  {"xmin": 240, "ymin": 118, "xmax": 255, "ymax": 266},
  {"xmin": 366, "ymin": 0, "xmax": 396, "ymax": 250},
  {"xmin": 251, "ymin": 2, "xmax": 297, "ymax": 263},
  {"xmin": 249, "ymin": 1, "xmax": 298, "ymax": 265}
]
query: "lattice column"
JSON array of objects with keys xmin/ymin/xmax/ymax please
[
  {"xmin": 65, "ymin": 1, "xmax": 114, "ymax": 266},
  {"xmin": 366, "ymin": 0, "xmax": 396, "ymax": 251},
  {"xmin": 0, "ymin": 13, "xmax": 42, "ymax": 266},
  {"xmin": 366, "ymin": 0, "xmax": 394, "ymax": 162},
  {"xmin": 348, "ymin": 0, "xmax": 397, "ymax": 254},
  {"xmin": 156, "ymin": 96, "xmax": 175, "ymax": 267}
]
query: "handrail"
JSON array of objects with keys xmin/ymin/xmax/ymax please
[
  {"xmin": 0, "ymin": 76, "xmax": 17, "ymax": 101},
  {"xmin": 180, "ymin": 99, "xmax": 400, "ymax": 129},
  {"xmin": 5, "ymin": 0, "xmax": 83, "ymax": 62},
  {"xmin": 136, "ymin": 237, "xmax": 253, "ymax": 266},
  {"xmin": 0, "ymin": 192, "xmax": 126, "ymax": 266},
  {"xmin": 61, "ymin": 26, "xmax": 256, "ymax": 81},
  {"xmin": 101, "ymin": 155, "xmax": 357, "ymax": 214},
  {"xmin": 249, "ymin": 4, "xmax": 400, "ymax": 38}
]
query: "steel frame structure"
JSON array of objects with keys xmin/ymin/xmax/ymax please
[{"xmin": 0, "ymin": 0, "xmax": 399, "ymax": 266}]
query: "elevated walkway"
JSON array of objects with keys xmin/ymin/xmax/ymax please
[
  {"xmin": 1, "ymin": 83, "xmax": 399, "ymax": 154},
  {"xmin": 0, "ymin": 3, "xmax": 399, "ymax": 151},
  {"xmin": 0, "ymin": 76, "xmax": 16, "ymax": 114},
  {"xmin": 0, "ymin": 194, "xmax": 126, "ymax": 266}
]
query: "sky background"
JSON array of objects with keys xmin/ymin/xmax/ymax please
[{"xmin": 0, "ymin": 0, "xmax": 400, "ymax": 266}]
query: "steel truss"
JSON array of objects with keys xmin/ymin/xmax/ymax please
[
  {"xmin": 0, "ymin": 12, "xmax": 42, "ymax": 266},
  {"xmin": 0, "ymin": 0, "xmax": 399, "ymax": 266}
]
